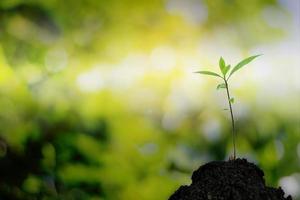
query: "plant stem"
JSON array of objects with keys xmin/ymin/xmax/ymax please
[{"xmin": 224, "ymin": 79, "xmax": 236, "ymax": 159}]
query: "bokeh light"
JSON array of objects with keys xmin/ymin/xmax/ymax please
[{"xmin": 0, "ymin": 0, "xmax": 299, "ymax": 199}]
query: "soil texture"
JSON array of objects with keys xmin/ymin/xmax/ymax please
[{"xmin": 169, "ymin": 158, "xmax": 292, "ymax": 200}]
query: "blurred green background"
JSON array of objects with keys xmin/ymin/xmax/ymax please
[{"xmin": 0, "ymin": 0, "xmax": 299, "ymax": 199}]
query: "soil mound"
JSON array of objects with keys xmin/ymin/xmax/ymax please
[{"xmin": 169, "ymin": 158, "xmax": 292, "ymax": 200}]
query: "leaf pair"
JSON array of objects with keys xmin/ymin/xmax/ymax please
[
  {"xmin": 195, "ymin": 54, "xmax": 261, "ymax": 80},
  {"xmin": 216, "ymin": 83, "xmax": 226, "ymax": 90},
  {"xmin": 219, "ymin": 57, "xmax": 231, "ymax": 77}
]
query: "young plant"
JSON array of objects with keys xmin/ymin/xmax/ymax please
[{"xmin": 195, "ymin": 55, "xmax": 261, "ymax": 160}]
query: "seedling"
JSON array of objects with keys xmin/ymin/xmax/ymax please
[{"xmin": 195, "ymin": 55, "xmax": 261, "ymax": 160}]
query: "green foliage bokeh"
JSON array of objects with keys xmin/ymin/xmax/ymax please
[{"xmin": 0, "ymin": 0, "xmax": 299, "ymax": 199}]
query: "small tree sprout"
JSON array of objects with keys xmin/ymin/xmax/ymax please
[{"xmin": 195, "ymin": 55, "xmax": 261, "ymax": 160}]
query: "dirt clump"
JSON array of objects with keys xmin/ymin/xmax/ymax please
[{"xmin": 169, "ymin": 158, "xmax": 292, "ymax": 200}]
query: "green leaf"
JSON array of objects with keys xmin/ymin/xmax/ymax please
[
  {"xmin": 230, "ymin": 98, "xmax": 234, "ymax": 104},
  {"xmin": 219, "ymin": 57, "xmax": 226, "ymax": 76},
  {"xmin": 194, "ymin": 71, "xmax": 222, "ymax": 78},
  {"xmin": 228, "ymin": 54, "xmax": 262, "ymax": 79},
  {"xmin": 223, "ymin": 65, "xmax": 231, "ymax": 76},
  {"xmin": 216, "ymin": 83, "xmax": 226, "ymax": 90}
]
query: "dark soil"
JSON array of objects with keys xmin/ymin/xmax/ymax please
[{"xmin": 169, "ymin": 158, "xmax": 292, "ymax": 200}]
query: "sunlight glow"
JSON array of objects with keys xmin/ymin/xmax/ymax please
[
  {"xmin": 279, "ymin": 174, "xmax": 300, "ymax": 198},
  {"xmin": 166, "ymin": 0, "xmax": 208, "ymax": 25},
  {"xmin": 150, "ymin": 46, "xmax": 176, "ymax": 71},
  {"xmin": 45, "ymin": 48, "xmax": 68, "ymax": 72},
  {"xmin": 77, "ymin": 67, "xmax": 104, "ymax": 92}
]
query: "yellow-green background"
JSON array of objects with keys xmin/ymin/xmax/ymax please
[{"xmin": 0, "ymin": 0, "xmax": 299, "ymax": 199}]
